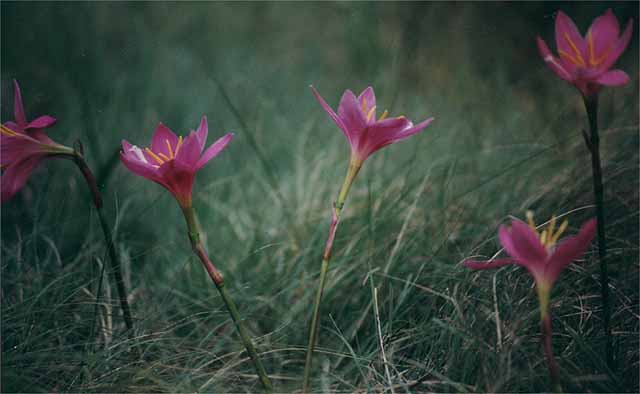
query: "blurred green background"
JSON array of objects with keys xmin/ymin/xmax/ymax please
[{"xmin": 2, "ymin": 2, "xmax": 638, "ymax": 393}]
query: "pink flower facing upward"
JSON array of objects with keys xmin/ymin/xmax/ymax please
[
  {"xmin": 1, "ymin": 80, "xmax": 73, "ymax": 202},
  {"xmin": 464, "ymin": 213, "xmax": 597, "ymax": 392},
  {"xmin": 120, "ymin": 117, "xmax": 233, "ymax": 210},
  {"xmin": 311, "ymin": 86, "xmax": 434, "ymax": 167},
  {"xmin": 536, "ymin": 9, "xmax": 633, "ymax": 97}
]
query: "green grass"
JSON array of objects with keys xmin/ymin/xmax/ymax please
[{"xmin": 1, "ymin": 2, "xmax": 638, "ymax": 393}]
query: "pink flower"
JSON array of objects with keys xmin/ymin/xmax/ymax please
[
  {"xmin": 120, "ymin": 117, "xmax": 233, "ymax": 209},
  {"xmin": 311, "ymin": 86, "xmax": 434, "ymax": 165},
  {"xmin": 464, "ymin": 214, "xmax": 597, "ymax": 302},
  {"xmin": 536, "ymin": 9, "xmax": 633, "ymax": 97},
  {"xmin": 1, "ymin": 80, "xmax": 72, "ymax": 202}
]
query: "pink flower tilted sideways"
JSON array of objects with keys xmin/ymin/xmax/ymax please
[
  {"xmin": 120, "ymin": 117, "xmax": 233, "ymax": 209},
  {"xmin": 537, "ymin": 9, "xmax": 633, "ymax": 97},
  {"xmin": 464, "ymin": 214, "xmax": 597, "ymax": 297},
  {"xmin": 311, "ymin": 86, "xmax": 434, "ymax": 165},
  {"xmin": 1, "ymin": 80, "xmax": 72, "ymax": 202}
]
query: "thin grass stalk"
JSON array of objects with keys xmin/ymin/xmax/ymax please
[
  {"xmin": 72, "ymin": 149, "xmax": 135, "ymax": 337},
  {"xmin": 182, "ymin": 206, "xmax": 273, "ymax": 393},
  {"xmin": 582, "ymin": 94, "xmax": 612, "ymax": 369},
  {"xmin": 302, "ymin": 160, "xmax": 361, "ymax": 392}
]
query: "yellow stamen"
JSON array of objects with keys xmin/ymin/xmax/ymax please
[
  {"xmin": 175, "ymin": 136, "xmax": 183, "ymax": 156},
  {"xmin": 166, "ymin": 139, "xmax": 174, "ymax": 159},
  {"xmin": 366, "ymin": 106, "xmax": 376, "ymax": 122},
  {"xmin": 540, "ymin": 230, "xmax": 547, "ymax": 245},
  {"xmin": 145, "ymin": 148, "xmax": 165, "ymax": 165},
  {"xmin": 526, "ymin": 210, "xmax": 536, "ymax": 230},
  {"xmin": 564, "ymin": 33, "xmax": 586, "ymax": 66},
  {"xmin": 558, "ymin": 49, "xmax": 585, "ymax": 67},
  {"xmin": 549, "ymin": 220, "xmax": 569, "ymax": 246},
  {"xmin": 547, "ymin": 215, "xmax": 557, "ymax": 241},
  {"xmin": 379, "ymin": 110, "xmax": 389, "ymax": 121},
  {"xmin": 158, "ymin": 152, "xmax": 171, "ymax": 162},
  {"xmin": 0, "ymin": 125, "xmax": 18, "ymax": 137}
]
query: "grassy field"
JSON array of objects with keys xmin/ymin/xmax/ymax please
[{"xmin": 1, "ymin": 2, "xmax": 638, "ymax": 392}]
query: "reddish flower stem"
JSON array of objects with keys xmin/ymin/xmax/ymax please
[
  {"xmin": 182, "ymin": 207, "xmax": 273, "ymax": 392},
  {"xmin": 541, "ymin": 313, "xmax": 562, "ymax": 393},
  {"xmin": 302, "ymin": 159, "xmax": 361, "ymax": 392},
  {"xmin": 582, "ymin": 94, "xmax": 612, "ymax": 370}
]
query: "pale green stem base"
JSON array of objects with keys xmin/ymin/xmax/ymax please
[
  {"xmin": 302, "ymin": 159, "xmax": 362, "ymax": 392},
  {"xmin": 182, "ymin": 206, "xmax": 273, "ymax": 392}
]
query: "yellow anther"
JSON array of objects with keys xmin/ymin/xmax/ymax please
[
  {"xmin": 361, "ymin": 97, "xmax": 368, "ymax": 113},
  {"xmin": 158, "ymin": 152, "xmax": 171, "ymax": 162},
  {"xmin": 379, "ymin": 110, "xmax": 389, "ymax": 121},
  {"xmin": 548, "ymin": 219, "xmax": 569, "ymax": 246},
  {"xmin": 0, "ymin": 125, "xmax": 18, "ymax": 137},
  {"xmin": 526, "ymin": 210, "xmax": 536, "ymax": 230},
  {"xmin": 366, "ymin": 106, "xmax": 376, "ymax": 122},
  {"xmin": 145, "ymin": 148, "xmax": 165, "ymax": 165},
  {"xmin": 559, "ymin": 50, "xmax": 585, "ymax": 67},
  {"xmin": 175, "ymin": 136, "xmax": 183, "ymax": 156},
  {"xmin": 166, "ymin": 139, "xmax": 174, "ymax": 159},
  {"xmin": 547, "ymin": 215, "xmax": 557, "ymax": 240},
  {"xmin": 563, "ymin": 33, "xmax": 586, "ymax": 66},
  {"xmin": 540, "ymin": 230, "xmax": 547, "ymax": 246}
]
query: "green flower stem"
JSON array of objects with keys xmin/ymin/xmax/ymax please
[
  {"xmin": 72, "ymin": 151, "xmax": 135, "ymax": 337},
  {"xmin": 582, "ymin": 94, "xmax": 612, "ymax": 369},
  {"xmin": 537, "ymin": 286, "xmax": 561, "ymax": 393},
  {"xmin": 182, "ymin": 206, "xmax": 273, "ymax": 393},
  {"xmin": 302, "ymin": 159, "xmax": 362, "ymax": 393}
]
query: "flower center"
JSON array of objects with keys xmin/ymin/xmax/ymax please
[
  {"xmin": 361, "ymin": 98, "xmax": 390, "ymax": 122},
  {"xmin": 144, "ymin": 137, "xmax": 183, "ymax": 165},
  {"xmin": 526, "ymin": 211, "xmax": 569, "ymax": 250}
]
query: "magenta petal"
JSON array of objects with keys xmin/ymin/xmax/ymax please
[
  {"xmin": 587, "ymin": 9, "xmax": 620, "ymax": 59},
  {"xmin": 4, "ymin": 121, "xmax": 20, "ymax": 131},
  {"xmin": 27, "ymin": 115, "xmax": 57, "ymax": 130},
  {"xmin": 338, "ymin": 89, "xmax": 367, "ymax": 136},
  {"xmin": 174, "ymin": 131, "xmax": 201, "ymax": 168},
  {"xmin": 120, "ymin": 151, "xmax": 159, "ymax": 180},
  {"xmin": 545, "ymin": 218, "xmax": 597, "ymax": 284},
  {"xmin": 358, "ymin": 86, "xmax": 376, "ymax": 114},
  {"xmin": 599, "ymin": 19, "xmax": 634, "ymax": 71},
  {"xmin": 463, "ymin": 258, "xmax": 516, "ymax": 270},
  {"xmin": 12, "ymin": 80, "xmax": 27, "ymax": 127},
  {"xmin": 555, "ymin": 11, "xmax": 587, "ymax": 60},
  {"xmin": 196, "ymin": 133, "xmax": 233, "ymax": 170},
  {"xmin": 195, "ymin": 116, "xmax": 208, "ymax": 153},
  {"xmin": 151, "ymin": 123, "xmax": 179, "ymax": 156},
  {"xmin": 536, "ymin": 37, "xmax": 573, "ymax": 81},
  {"xmin": 509, "ymin": 220, "xmax": 548, "ymax": 262},
  {"xmin": 1, "ymin": 156, "xmax": 42, "ymax": 202},
  {"xmin": 310, "ymin": 86, "xmax": 351, "ymax": 143},
  {"xmin": 595, "ymin": 69, "xmax": 630, "ymax": 86},
  {"xmin": 398, "ymin": 117, "xmax": 434, "ymax": 139}
]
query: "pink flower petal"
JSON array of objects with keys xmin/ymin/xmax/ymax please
[
  {"xmin": 463, "ymin": 258, "xmax": 516, "ymax": 270},
  {"xmin": 555, "ymin": 11, "xmax": 588, "ymax": 64},
  {"xmin": 587, "ymin": 9, "xmax": 620, "ymax": 63},
  {"xmin": 27, "ymin": 115, "xmax": 57, "ymax": 130},
  {"xmin": 499, "ymin": 220, "xmax": 547, "ymax": 267},
  {"xmin": 1, "ymin": 156, "xmax": 42, "ymax": 202},
  {"xmin": 310, "ymin": 85, "xmax": 351, "ymax": 144},
  {"xmin": 536, "ymin": 37, "xmax": 574, "ymax": 81},
  {"xmin": 151, "ymin": 123, "xmax": 179, "ymax": 157},
  {"xmin": 174, "ymin": 131, "xmax": 201, "ymax": 168},
  {"xmin": 595, "ymin": 69, "xmax": 630, "ymax": 86},
  {"xmin": 12, "ymin": 80, "xmax": 27, "ymax": 128},
  {"xmin": 545, "ymin": 218, "xmax": 597, "ymax": 285},
  {"xmin": 196, "ymin": 133, "xmax": 233, "ymax": 170},
  {"xmin": 337, "ymin": 89, "xmax": 367, "ymax": 136},
  {"xmin": 357, "ymin": 86, "xmax": 376, "ymax": 116},
  {"xmin": 598, "ymin": 19, "xmax": 634, "ymax": 72},
  {"xmin": 120, "ymin": 150, "xmax": 160, "ymax": 180},
  {"xmin": 195, "ymin": 116, "xmax": 208, "ymax": 153}
]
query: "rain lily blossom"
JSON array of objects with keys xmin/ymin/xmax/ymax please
[
  {"xmin": 311, "ymin": 85, "xmax": 434, "ymax": 167},
  {"xmin": 120, "ymin": 119, "xmax": 272, "ymax": 391},
  {"xmin": 1, "ymin": 80, "xmax": 73, "ymax": 202},
  {"xmin": 464, "ymin": 213, "xmax": 597, "ymax": 392},
  {"xmin": 303, "ymin": 86, "xmax": 434, "ymax": 392},
  {"xmin": 120, "ymin": 117, "xmax": 233, "ymax": 210},
  {"xmin": 536, "ymin": 9, "xmax": 633, "ymax": 98}
]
